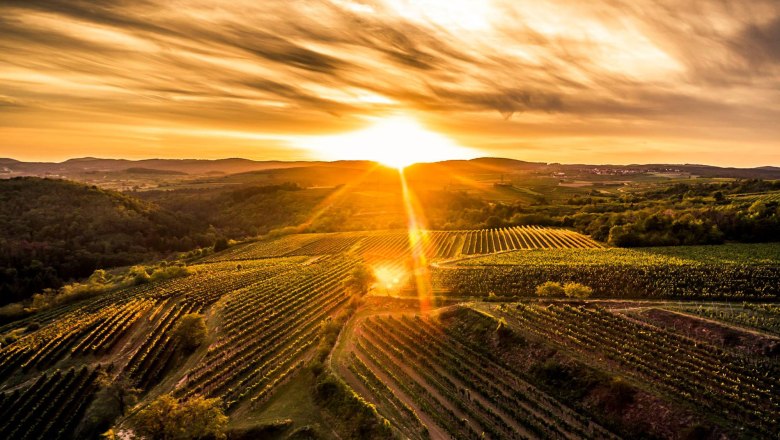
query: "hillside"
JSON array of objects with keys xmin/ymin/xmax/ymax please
[
  {"xmin": 3, "ymin": 164, "xmax": 779, "ymax": 306},
  {"xmin": 0, "ymin": 178, "xmax": 214, "ymax": 304},
  {"xmin": 138, "ymin": 182, "xmax": 332, "ymax": 238},
  {"xmin": 0, "ymin": 231, "xmax": 777, "ymax": 439}
]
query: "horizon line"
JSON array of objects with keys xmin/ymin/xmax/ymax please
[{"xmin": 2, "ymin": 156, "xmax": 780, "ymax": 170}]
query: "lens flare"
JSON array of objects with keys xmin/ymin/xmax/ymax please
[{"xmin": 399, "ymin": 168, "xmax": 434, "ymax": 312}]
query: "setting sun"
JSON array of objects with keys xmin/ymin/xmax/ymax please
[{"xmin": 300, "ymin": 116, "xmax": 477, "ymax": 169}]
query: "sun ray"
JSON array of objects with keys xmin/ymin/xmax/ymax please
[
  {"xmin": 399, "ymin": 168, "xmax": 434, "ymax": 313},
  {"xmin": 296, "ymin": 163, "xmax": 384, "ymax": 230}
]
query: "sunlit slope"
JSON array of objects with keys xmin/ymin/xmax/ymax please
[
  {"xmin": 434, "ymin": 243, "xmax": 780, "ymax": 299},
  {"xmin": 333, "ymin": 302, "xmax": 780, "ymax": 439},
  {"xmin": 200, "ymin": 226, "xmax": 602, "ymax": 263},
  {"xmin": 0, "ymin": 255, "xmax": 356, "ymax": 438},
  {"xmin": 0, "ymin": 231, "xmax": 778, "ymax": 439}
]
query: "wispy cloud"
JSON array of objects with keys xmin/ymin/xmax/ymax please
[{"xmin": 0, "ymin": 0, "xmax": 778, "ymax": 165}]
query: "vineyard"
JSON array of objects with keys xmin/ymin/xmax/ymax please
[
  {"xmin": 482, "ymin": 303, "xmax": 780, "ymax": 437},
  {"xmin": 329, "ymin": 298, "xmax": 780, "ymax": 439},
  {"xmin": 194, "ymin": 226, "xmax": 603, "ymax": 265},
  {"xmin": 339, "ymin": 313, "xmax": 616, "ymax": 439},
  {"xmin": 432, "ymin": 243, "xmax": 780, "ymax": 299},
  {"xmin": 0, "ymin": 366, "xmax": 100, "ymax": 439},
  {"xmin": 459, "ymin": 226, "xmax": 603, "ymax": 254},
  {"xmin": 0, "ymin": 253, "xmax": 355, "ymax": 438},
  {"xmin": 0, "ymin": 228, "xmax": 778, "ymax": 439},
  {"xmin": 674, "ymin": 302, "xmax": 780, "ymax": 336},
  {"xmin": 173, "ymin": 257, "xmax": 355, "ymax": 408},
  {"xmin": 729, "ymin": 191, "xmax": 780, "ymax": 204}
]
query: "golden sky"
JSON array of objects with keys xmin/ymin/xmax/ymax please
[{"xmin": 1, "ymin": 0, "xmax": 779, "ymax": 166}]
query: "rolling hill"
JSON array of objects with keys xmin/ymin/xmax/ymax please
[
  {"xmin": 0, "ymin": 178, "xmax": 213, "ymax": 305},
  {"xmin": 0, "ymin": 231, "xmax": 777, "ymax": 439}
]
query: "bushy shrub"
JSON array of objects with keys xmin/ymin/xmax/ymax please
[
  {"xmin": 130, "ymin": 394, "xmax": 227, "ymax": 440},
  {"xmin": 536, "ymin": 281, "xmax": 564, "ymax": 297},
  {"xmin": 174, "ymin": 313, "xmax": 208, "ymax": 351},
  {"xmin": 313, "ymin": 373, "xmax": 394, "ymax": 439},
  {"xmin": 564, "ymin": 282, "xmax": 593, "ymax": 299}
]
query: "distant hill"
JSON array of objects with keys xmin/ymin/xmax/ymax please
[
  {"xmin": 3, "ymin": 157, "xmax": 780, "ymax": 180},
  {"xmin": 124, "ymin": 167, "xmax": 188, "ymax": 175},
  {"xmin": 0, "ymin": 178, "xmax": 215, "ymax": 304},
  {"xmin": 0, "ymin": 157, "xmax": 322, "ymax": 176}
]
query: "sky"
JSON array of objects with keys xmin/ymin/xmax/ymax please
[{"xmin": 0, "ymin": 0, "xmax": 779, "ymax": 166}]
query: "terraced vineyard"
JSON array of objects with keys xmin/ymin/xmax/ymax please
[
  {"xmin": 0, "ymin": 231, "xmax": 777, "ymax": 439},
  {"xmin": 342, "ymin": 314, "xmax": 616, "ymax": 439},
  {"xmin": 0, "ymin": 253, "xmax": 356, "ymax": 438}
]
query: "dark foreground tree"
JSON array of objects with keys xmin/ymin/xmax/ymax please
[
  {"xmin": 343, "ymin": 264, "xmax": 376, "ymax": 296},
  {"xmin": 213, "ymin": 237, "xmax": 229, "ymax": 252},
  {"xmin": 79, "ymin": 373, "xmax": 141, "ymax": 438},
  {"xmin": 173, "ymin": 313, "xmax": 208, "ymax": 351},
  {"xmin": 130, "ymin": 394, "xmax": 227, "ymax": 440}
]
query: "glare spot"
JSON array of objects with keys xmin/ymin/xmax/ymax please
[{"xmin": 298, "ymin": 116, "xmax": 478, "ymax": 169}]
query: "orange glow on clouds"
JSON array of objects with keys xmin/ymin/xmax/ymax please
[{"xmin": 0, "ymin": 0, "xmax": 779, "ymax": 166}]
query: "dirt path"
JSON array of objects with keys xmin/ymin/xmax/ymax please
[{"xmin": 616, "ymin": 307, "xmax": 780, "ymax": 355}]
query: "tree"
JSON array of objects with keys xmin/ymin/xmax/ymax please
[
  {"xmin": 749, "ymin": 200, "xmax": 768, "ymax": 217},
  {"xmin": 96, "ymin": 373, "xmax": 140, "ymax": 416},
  {"xmin": 563, "ymin": 282, "xmax": 593, "ymax": 299},
  {"xmin": 535, "ymin": 281, "xmax": 564, "ymax": 297},
  {"xmin": 173, "ymin": 314, "xmax": 208, "ymax": 351},
  {"xmin": 343, "ymin": 264, "xmax": 376, "ymax": 296},
  {"xmin": 213, "ymin": 237, "xmax": 229, "ymax": 252},
  {"xmin": 130, "ymin": 266, "xmax": 151, "ymax": 285},
  {"xmin": 130, "ymin": 394, "xmax": 227, "ymax": 440},
  {"xmin": 79, "ymin": 373, "xmax": 140, "ymax": 438}
]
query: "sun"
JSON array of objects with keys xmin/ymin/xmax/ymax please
[{"xmin": 300, "ymin": 116, "xmax": 477, "ymax": 169}]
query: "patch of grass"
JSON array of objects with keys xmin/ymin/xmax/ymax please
[{"xmin": 229, "ymin": 370, "xmax": 329, "ymax": 439}]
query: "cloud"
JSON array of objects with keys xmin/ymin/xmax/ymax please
[{"xmin": 0, "ymin": 0, "xmax": 778, "ymax": 165}]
